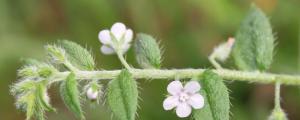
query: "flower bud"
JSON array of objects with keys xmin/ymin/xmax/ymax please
[
  {"xmin": 18, "ymin": 66, "xmax": 38, "ymax": 78},
  {"xmin": 87, "ymin": 87, "xmax": 99, "ymax": 100},
  {"xmin": 268, "ymin": 109, "xmax": 288, "ymax": 120},
  {"xmin": 212, "ymin": 37, "xmax": 235, "ymax": 62},
  {"xmin": 45, "ymin": 45, "xmax": 66, "ymax": 63}
]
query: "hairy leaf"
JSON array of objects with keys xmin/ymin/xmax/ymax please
[
  {"xmin": 45, "ymin": 44, "xmax": 66, "ymax": 63},
  {"xmin": 58, "ymin": 40, "xmax": 95, "ymax": 70},
  {"xmin": 107, "ymin": 70, "xmax": 138, "ymax": 120},
  {"xmin": 193, "ymin": 89, "xmax": 214, "ymax": 120},
  {"xmin": 233, "ymin": 4, "xmax": 275, "ymax": 71},
  {"xmin": 37, "ymin": 82, "xmax": 55, "ymax": 112},
  {"xmin": 60, "ymin": 72, "xmax": 84, "ymax": 119},
  {"xmin": 134, "ymin": 33, "xmax": 162, "ymax": 69},
  {"xmin": 194, "ymin": 70, "xmax": 230, "ymax": 120},
  {"xmin": 18, "ymin": 62, "xmax": 57, "ymax": 78}
]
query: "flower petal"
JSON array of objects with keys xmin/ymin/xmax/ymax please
[
  {"xmin": 98, "ymin": 30, "xmax": 112, "ymax": 45},
  {"xmin": 188, "ymin": 94, "xmax": 204, "ymax": 109},
  {"xmin": 111, "ymin": 22, "xmax": 126, "ymax": 40},
  {"xmin": 167, "ymin": 81, "xmax": 183, "ymax": 95},
  {"xmin": 184, "ymin": 81, "xmax": 200, "ymax": 94},
  {"xmin": 124, "ymin": 29, "xmax": 133, "ymax": 43},
  {"xmin": 176, "ymin": 103, "xmax": 192, "ymax": 118},
  {"xmin": 100, "ymin": 45, "xmax": 115, "ymax": 55},
  {"xmin": 163, "ymin": 96, "xmax": 179, "ymax": 110}
]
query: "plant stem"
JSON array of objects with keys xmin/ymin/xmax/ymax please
[
  {"xmin": 209, "ymin": 54, "xmax": 223, "ymax": 69},
  {"xmin": 51, "ymin": 69, "xmax": 300, "ymax": 85},
  {"xmin": 63, "ymin": 61, "xmax": 78, "ymax": 72},
  {"xmin": 274, "ymin": 81, "xmax": 281, "ymax": 109},
  {"xmin": 116, "ymin": 52, "xmax": 131, "ymax": 70}
]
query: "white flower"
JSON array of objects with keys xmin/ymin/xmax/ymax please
[
  {"xmin": 213, "ymin": 37, "xmax": 235, "ymax": 61},
  {"xmin": 86, "ymin": 87, "xmax": 99, "ymax": 100},
  {"xmin": 163, "ymin": 80, "xmax": 204, "ymax": 118},
  {"xmin": 98, "ymin": 22, "xmax": 133, "ymax": 55}
]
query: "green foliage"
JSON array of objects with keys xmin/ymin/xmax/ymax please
[
  {"xmin": 45, "ymin": 44, "xmax": 66, "ymax": 63},
  {"xmin": 36, "ymin": 82, "xmax": 56, "ymax": 112},
  {"xmin": 107, "ymin": 70, "xmax": 138, "ymax": 120},
  {"xmin": 233, "ymin": 4, "xmax": 275, "ymax": 71},
  {"xmin": 268, "ymin": 109, "xmax": 288, "ymax": 120},
  {"xmin": 18, "ymin": 61, "xmax": 57, "ymax": 78},
  {"xmin": 11, "ymin": 80, "xmax": 55, "ymax": 120},
  {"xmin": 37, "ymin": 64, "xmax": 56, "ymax": 78},
  {"xmin": 134, "ymin": 33, "xmax": 162, "ymax": 69},
  {"xmin": 60, "ymin": 72, "xmax": 85, "ymax": 119},
  {"xmin": 18, "ymin": 66, "xmax": 38, "ymax": 78},
  {"xmin": 193, "ymin": 70, "xmax": 230, "ymax": 120},
  {"xmin": 58, "ymin": 40, "xmax": 95, "ymax": 70},
  {"xmin": 21, "ymin": 58, "xmax": 43, "ymax": 66},
  {"xmin": 193, "ymin": 90, "xmax": 214, "ymax": 120}
]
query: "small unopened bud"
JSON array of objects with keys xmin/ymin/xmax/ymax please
[
  {"xmin": 134, "ymin": 33, "xmax": 162, "ymax": 69},
  {"xmin": 87, "ymin": 87, "xmax": 99, "ymax": 100},
  {"xmin": 37, "ymin": 65, "xmax": 57, "ymax": 78},
  {"xmin": 268, "ymin": 109, "xmax": 288, "ymax": 120},
  {"xmin": 45, "ymin": 45, "xmax": 66, "ymax": 63},
  {"xmin": 212, "ymin": 37, "xmax": 235, "ymax": 62},
  {"xmin": 18, "ymin": 66, "xmax": 38, "ymax": 78}
]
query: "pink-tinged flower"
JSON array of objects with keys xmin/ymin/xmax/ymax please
[
  {"xmin": 98, "ymin": 22, "xmax": 133, "ymax": 55},
  {"xmin": 163, "ymin": 80, "xmax": 204, "ymax": 118}
]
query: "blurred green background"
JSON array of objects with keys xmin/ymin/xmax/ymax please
[{"xmin": 1, "ymin": 0, "xmax": 300, "ymax": 120}]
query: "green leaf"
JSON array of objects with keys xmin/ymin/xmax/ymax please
[
  {"xmin": 45, "ymin": 44, "xmax": 66, "ymax": 63},
  {"xmin": 193, "ymin": 70, "xmax": 230, "ymax": 120},
  {"xmin": 18, "ymin": 62, "xmax": 57, "ymax": 78},
  {"xmin": 21, "ymin": 58, "xmax": 43, "ymax": 65},
  {"xmin": 37, "ymin": 82, "xmax": 56, "ymax": 112},
  {"xmin": 193, "ymin": 90, "xmax": 214, "ymax": 120},
  {"xmin": 60, "ymin": 72, "xmax": 85, "ymax": 119},
  {"xmin": 134, "ymin": 33, "xmax": 162, "ymax": 69},
  {"xmin": 58, "ymin": 40, "xmax": 95, "ymax": 70},
  {"xmin": 233, "ymin": 4, "xmax": 275, "ymax": 71},
  {"xmin": 107, "ymin": 70, "xmax": 138, "ymax": 120}
]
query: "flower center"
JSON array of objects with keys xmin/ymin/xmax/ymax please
[{"xmin": 179, "ymin": 93, "xmax": 190, "ymax": 102}]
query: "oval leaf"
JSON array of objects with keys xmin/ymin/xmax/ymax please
[
  {"xmin": 233, "ymin": 4, "xmax": 275, "ymax": 71},
  {"xmin": 37, "ymin": 82, "xmax": 56, "ymax": 112},
  {"xmin": 134, "ymin": 33, "xmax": 162, "ymax": 69},
  {"xmin": 59, "ymin": 40, "xmax": 95, "ymax": 70},
  {"xmin": 193, "ymin": 90, "xmax": 214, "ymax": 120},
  {"xmin": 60, "ymin": 72, "xmax": 84, "ymax": 119},
  {"xmin": 193, "ymin": 70, "xmax": 230, "ymax": 120},
  {"xmin": 107, "ymin": 69, "xmax": 138, "ymax": 120}
]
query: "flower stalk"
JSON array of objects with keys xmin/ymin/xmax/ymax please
[
  {"xmin": 274, "ymin": 82, "xmax": 281, "ymax": 109},
  {"xmin": 116, "ymin": 51, "xmax": 132, "ymax": 70}
]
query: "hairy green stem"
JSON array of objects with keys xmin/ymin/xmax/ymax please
[
  {"xmin": 117, "ymin": 52, "xmax": 131, "ymax": 70},
  {"xmin": 274, "ymin": 82, "xmax": 281, "ymax": 109},
  {"xmin": 209, "ymin": 54, "xmax": 223, "ymax": 69},
  {"xmin": 50, "ymin": 69, "xmax": 300, "ymax": 85},
  {"xmin": 63, "ymin": 61, "xmax": 78, "ymax": 72}
]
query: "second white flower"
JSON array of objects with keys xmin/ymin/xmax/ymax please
[{"xmin": 98, "ymin": 22, "xmax": 133, "ymax": 55}]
